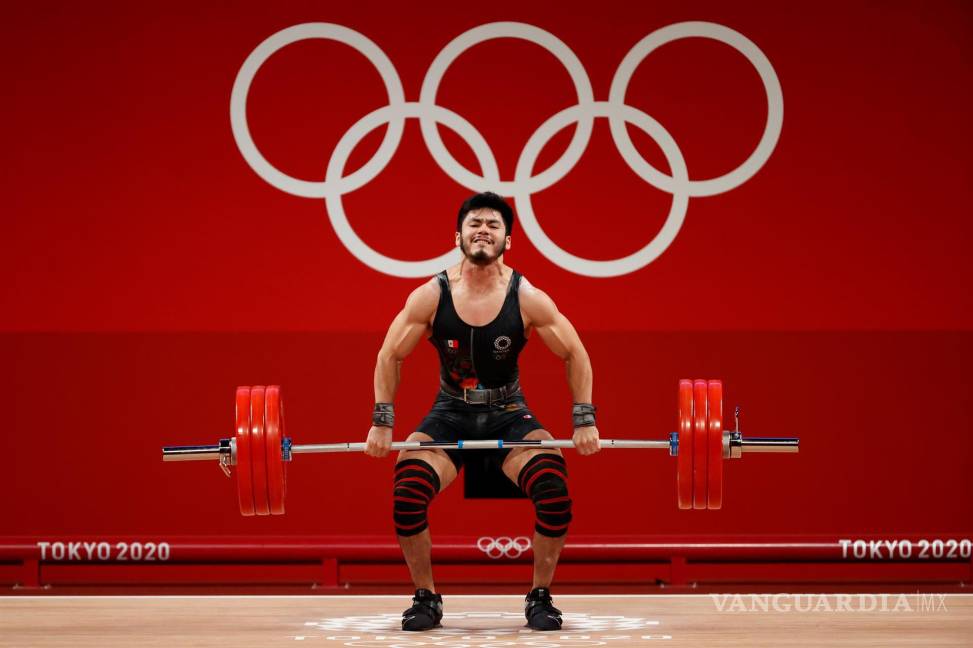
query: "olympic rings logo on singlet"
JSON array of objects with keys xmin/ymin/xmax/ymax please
[{"xmin": 231, "ymin": 21, "xmax": 783, "ymax": 278}]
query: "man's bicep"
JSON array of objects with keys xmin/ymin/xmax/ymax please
[
  {"xmin": 522, "ymin": 279, "xmax": 587, "ymax": 358},
  {"xmin": 380, "ymin": 312, "xmax": 420, "ymax": 359},
  {"xmin": 535, "ymin": 312, "xmax": 583, "ymax": 360}
]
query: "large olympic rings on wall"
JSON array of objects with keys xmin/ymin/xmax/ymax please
[{"xmin": 230, "ymin": 21, "xmax": 783, "ymax": 277}]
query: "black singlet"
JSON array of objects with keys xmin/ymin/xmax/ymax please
[{"xmin": 429, "ymin": 270, "xmax": 527, "ymax": 390}]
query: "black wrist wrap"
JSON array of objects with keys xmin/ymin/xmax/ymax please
[
  {"xmin": 572, "ymin": 403, "xmax": 596, "ymax": 428},
  {"xmin": 373, "ymin": 402, "xmax": 394, "ymax": 428}
]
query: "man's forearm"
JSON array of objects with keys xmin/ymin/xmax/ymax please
[
  {"xmin": 565, "ymin": 347, "xmax": 593, "ymax": 403},
  {"xmin": 374, "ymin": 351, "xmax": 402, "ymax": 403}
]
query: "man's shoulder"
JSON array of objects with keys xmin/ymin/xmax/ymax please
[
  {"xmin": 517, "ymin": 273, "xmax": 541, "ymax": 298},
  {"xmin": 403, "ymin": 277, "xmax": 441, "ymax": 316},
  {"xmin": 416, "ymin": 275, "xmax": 442, "ymax": 297},
  {"xmin": 518, "ymin": 275, "xmax": 558, "ymax": 324}
]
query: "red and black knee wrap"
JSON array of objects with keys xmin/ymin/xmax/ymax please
[
  {"xmin": 517, "ymin": 453, "xmax": 572, "ymax": 537},
  {"xmin": 393, "ymin": 459, "xmax": 441, "ymax": 537}
]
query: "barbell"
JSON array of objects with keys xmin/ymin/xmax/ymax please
[{"xmin": 161, "ymin": 379, "xmax": 798, "ymax": 515}]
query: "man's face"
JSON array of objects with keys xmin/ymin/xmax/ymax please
[{"xmin": 456, "ymin": 208, "xmax": 510, "ymax": 266}]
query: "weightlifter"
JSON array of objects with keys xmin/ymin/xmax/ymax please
[{"xmin": 364, "ymin": 192, "xmax": 600, "ymax": 631}]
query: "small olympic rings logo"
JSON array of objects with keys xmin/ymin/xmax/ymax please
[
  {"xmin": 231, "ymin": 21, "xmax": 783, "ymax": 278},
  {"xmin": 494, "ymin": 336, "xmax": 512, "ymax": 351},
  {"xmin": 476, "ymin": 535, "xmax": 532, "ymax": 559}
]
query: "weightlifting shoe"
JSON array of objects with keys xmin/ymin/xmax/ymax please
[
  {"xmin": 525, "ymin": 587, "xmax": 562, "ymax": 630},
  {"xmin": 402, "ymin": 588, "xmax": 443, "ymax": 631}
]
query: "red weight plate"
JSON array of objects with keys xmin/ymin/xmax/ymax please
[
  {"xmin": 692, "ymin": 380, "xmax": 708, "ymax": 510},
  {"xmin": 677, "ymin": 379, "xmax": 694, "ymax": 510},
  {"xmin": 264, "ymin": 385, "xmax": 286, "ymax": 515},
  {"xmin": 707, "ymin": 380, "xmax": 724, "ymax": 510},
  {"xmin": 249, "ymin": 386, "xmax": 271, "ymax": 516},
  {"xmin": 235, "ymin": 387, "xmax": 255, "ymax": 517},
  {"xmin": 278, "ymin": 386, "xmax": 288, "ymax": 512}
]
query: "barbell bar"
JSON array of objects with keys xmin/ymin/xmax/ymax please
[
  {"xmin": 163, "ymin": 433, "xmax": 796, "ymax": 459},
  {"xmin": 161, "ymin": 380, "xmax": 799, "ymax": 515}
]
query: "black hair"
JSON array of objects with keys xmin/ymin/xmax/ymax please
[{"xmin": 456, "ymin": 191, "xmax": 514, "ymax": 236}]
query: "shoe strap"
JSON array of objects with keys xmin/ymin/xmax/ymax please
[
  {"xmin": 527, "ymin": 587, "xmax": 552, "ymax": 601},
  {"xmin": 410, "ymin": 589, "xmax": 442, "ymax": 614},
  {"xmin": 526, "ymin": 589, "xmax": 561, "ymax": 617}
]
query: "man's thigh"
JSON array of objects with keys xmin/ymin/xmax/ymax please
[
  {"xmin": 396, "ymin": 431, "xmax": 459, "ymax": 491},
  {"xmin": 501, "ymin": 428, "xmax": 563, "ymax": 485}
]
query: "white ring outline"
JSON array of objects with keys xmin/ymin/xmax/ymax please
[
  {"xmin": 513, "ymin": 102, "xmax": 689, "ymax": 277},
  {"xmin": 608, "ymin": 21, "xmax": 784, "ymax": 197},
  {"xmin": 324, "ymin": 102, "xmax": 499, "ymax": 277},
  {"xmin": 418, "ymin": 22, "xmax": 596, "ymax": 196},
  {"xmin": 229, "ymin": 23, "xmax": 406, "ymax": 198}
]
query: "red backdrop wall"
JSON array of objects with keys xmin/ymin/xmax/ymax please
[{"xmin": 2, "ymin": 1, "xmax": 971, "ymax": 541}]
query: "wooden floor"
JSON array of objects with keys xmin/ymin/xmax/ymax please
[{"xmin": 1, "ymin": 594, "xmax": 970, "ymax": 647}]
